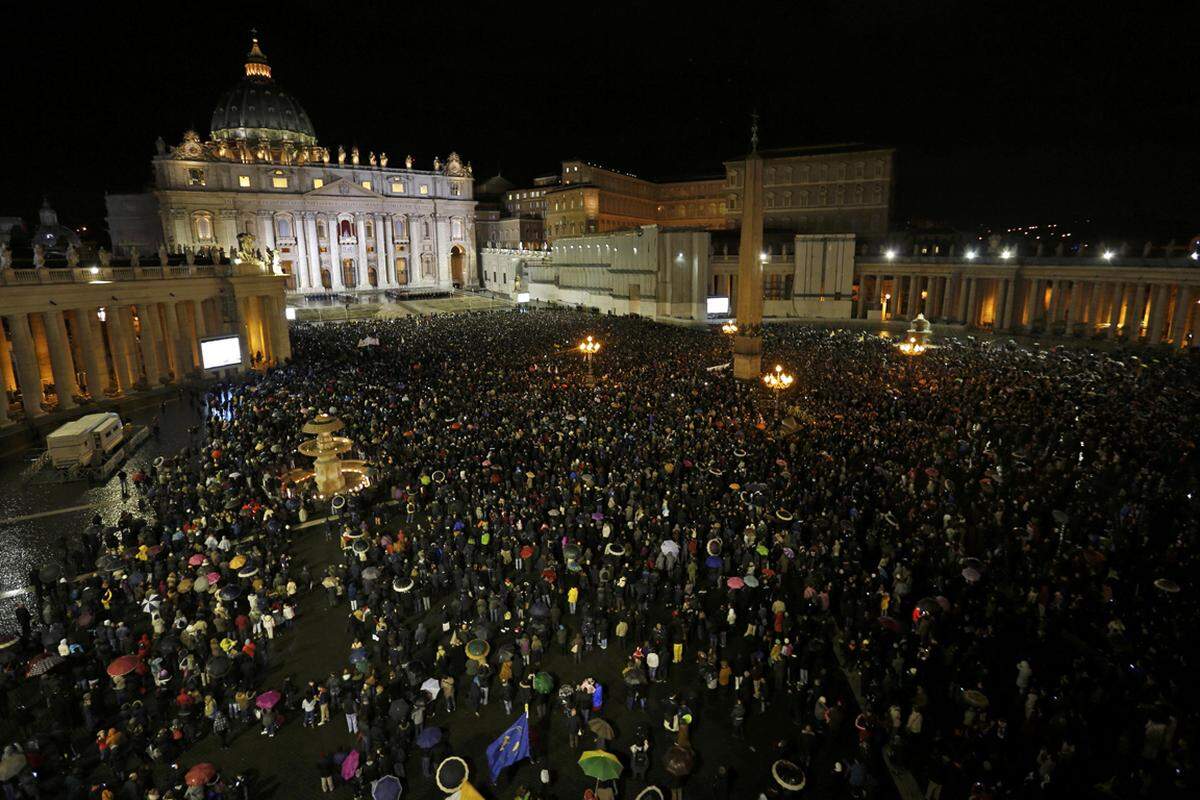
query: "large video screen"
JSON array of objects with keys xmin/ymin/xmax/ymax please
[
  {"xmin": 200, "ymin": 336, "xmax": 243, "ymax": 369},
  {"xmin": 707, "ymin": 296, "xmax": 730, "ymax": 315}
]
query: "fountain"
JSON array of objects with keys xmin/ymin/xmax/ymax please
[
  {"xmin": 898, "ymin": 313, "xmax": 932, "ymax": 355},
  {"xmin": 286, "ymin": 413, "xmax": 370, "ymax": 499}
]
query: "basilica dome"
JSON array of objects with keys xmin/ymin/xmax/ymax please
[{"xmin": 210, "ymin": 36, "xmax": 317, "ymax": 146}]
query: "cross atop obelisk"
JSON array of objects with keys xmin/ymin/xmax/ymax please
[{"xmin": 733, "ymin": 112, "xmax": 765, "ymax": 380}]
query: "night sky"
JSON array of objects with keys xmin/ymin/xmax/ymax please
[{"xmin": 4, "ymin": 2, "xmax": 1197, "ymax": 241}]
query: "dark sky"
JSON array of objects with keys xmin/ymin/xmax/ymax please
[{"xmin": 4, "ymin": 2, "xmax": 1197, "ymax": 240}]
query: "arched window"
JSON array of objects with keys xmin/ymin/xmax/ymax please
[
  {"xmin": 451, "ymin": 218, "xmax": 463, "ymax": 239},
  {"xmin": 395, "ymin": 217, "xmax": 407, "ymax": 239},
  {"xmin": 192, "ymin": 211, "xmax": 215, "ymax": 242},
  {"xmin": 339, "ymin": 219, "xmax": 353, "ymax": 239},
  {"xmin": 275, "ymin": 215, "xmax": 293, "ymax": 239}
]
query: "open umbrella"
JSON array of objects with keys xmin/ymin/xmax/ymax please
[
  {"xmin": 772, "ymin": 760, "xmax": 805, "ymax": 791},
  {"xmin": 352, "ymin": 539, "xmax": 370, "ymax": 554},
  {"xmin": 219, "ymin": 585, "xmax": 241, "ymax": 602},
  {"xmin": 416, "ymin": 727, "xmax": 443, "ymax": 749},
  {"xmin": 660, "ymin": 541, "xmax": 680, "ymax": 557},
  {"xmin": 371, "ymin": 775, "xmax": 402, "ymax": 800},
  {"xmin": 963, "ymin": 689, "xmax": 989, "ymax": 708},
  {"xmin": 588, "ymin": 718, "xmax": 615, "ymax": 740},
  {"xmin": 141, "ymin": 594, "xmax": 161, "ymax": 614},
  {"xmin": 394, "ymin": 578, "xmax": 414, "ymax": 593},
  {"xmin": 193, "ymin": 575, "xmax": 210, "ymax": 593},
  {"xmin": 705, "ymin": 555, "xmax": 722, "ymax": 569},
  {"xmin": 421, "ymin": 677, "xmax": 441, "ymax": 698},
  {"xmin": 256, "ymin": 690, "xmax": 281, "ymax": 710},
  {"xmin": 107, "ymin": 655, "xmax": 140, "ymax": 678},
  {"xmin": 237, "ymin": 565, "xmax": 259, "ymax": 578},
  {"xmin": 435, "ymin": 756, "xmax": 469, "ymax": 793},
  {"xmin": 0, "ymin": 751, "xmax": 27, "ymax": 781},
  {"xmin": 519, "ymin": 545, "xmax": 535, "ymax": 559},
  {"xmin": 465, "ymin": 639, "xmax": 490, "ymax": 662},
  {"xmin": 38, "ymin": 563, "xmax": 62, "ymax": 583},
  {"xmin": 962, "ymin": 567, "xmax": 981, "ymax": 583},
  {"xmin": 878, "ymin": 616, "xmax": 901, "ymax": 633},
  {"xmin": 341, "ymin": 749, "xmax": 360, "ymax": 781},
  {"xmin": 1154, "ymin": 578, "xmax": 1181, "ymax": 593},
  {"xmin": 185, "ymin": 763, "xmax": 217, "ymax": 787},
  {"xmin": 726, "ymin": 577, "xmax": 744, "ymax": 590},
  {"xmin": 578, "ymin": 750, "xmax": 623, "ymax": 782},
  {"xmin": 743, "ymin": 575, "xmax": 760, "ymax": 588},
  {"xmin": 533, "ymin": 672, "xmax": 554, "ymax": 694},
  {"xmin": 755, "ymin": 544, "xmax": 769, "ymax": 556},
  {"xmin": 188, "ymin": 554, "xmax": 206, "ymax": 567},
  {"xmin": 207, "ymin": 656, "xmax": 230, "ymax": 678},
  {"xmin": 622, "ymin": 666, "xmax": 646, "ymax": 686},
  {"xmin": 25, "ymin": 653, "xmax": 64, "ymax": 677},
  {"xmin": 96, "ymin": 554, "xmax": 122, "ymax": 572},
  {"xmin": 663, "ymin": 745, "xmax": 695, "ymax": 777},
  {"xmin": 229, "ymin": 555, "xmax": 247, "ymax": 570}
]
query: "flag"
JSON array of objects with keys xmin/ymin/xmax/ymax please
[{"xmin": 486, "ymin": 712, "xmax": 531, "ymax": 780}]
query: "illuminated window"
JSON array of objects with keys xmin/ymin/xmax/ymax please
[
  {"xmin": 361, "ymin": 181, "xmax": 372, "ymax": 190},
  {"xmin": 276, "ymin": 216, "xmax": 293, "ymax": 239},
  {"xmin": 192, "ymin": 211, "xmax": 214, "ymax": 242},
  {"xmin": 391, "ymin": 181, "xmax": 405, "ymax": 193},
  {"xmin": 272, "ymin": 173, "xmax": 288, "ymax": 189},
  {"xmin": 451, "ymin": 184, "xmax": 461, "ymax": 196},
  {"xmin": 238, "ymin": 175, "xmax": 251, "ymax": 188},
  {"xmin": 451, "ymin": 219, "xmax": 463, "ymax": 239},
  {"xmin": 419, "ymin": 184, "xmax": 429, "ymax": 195},
  {"xmin": 312, "ymin": 178, "xmax": 324, "ymax": 189}
]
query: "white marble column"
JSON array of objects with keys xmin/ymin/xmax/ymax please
[
  {"xmin": 326, "ymin": 217, "xmax": 345, "ymax": 291},
  {"xmin": 1169, "ymin": 287, "xmax": 1193, "ymax": 346},
  {"xmin": 1146, "ymin": 285, "xmax": 1168, "ymax": 344},
  {"xmin": 1106, "ymin": 283, "xmax": 1125, "ymax": 339},
  {"xmin": 163, "ymin": 301, "xmax": 193, "ymax": 377},
  {"xmin": 40, "ymin": 311, "xmax": 78, "ymax": 409},
  {"xmin": 382, "ymin": 214, "xmax": 396, "ymax": 287},
  {"xmin": 964, "ymin": 278, "xmax": 979, "ymax": 328},
  {"xmin": 5, "ymin": 314, "xmax": 45, "ymax": 417},
  {"xmin": 258, "ymin": 212, "xmax": 276, "ymax": 259},
  {"xmin": 106, "ymin": 307, "xmax": 137, "ymax": 391},
  {"xmin": 354, "ymin": 213, "xmax": 369, "ymax": 288},
  {"xmin": 265, "ymin": 294, "xmax": 292, "ymax": 363},
  {"xmin": 304, "ymin": 213, "xmax": 321, "ymax": 290},
  {"xmin": 291, "ymin": 218, "xmax": 308, "ymax": 292},
  {"xmin": 235, "ymin": 296, "xmax": 254, "ymax": 370},
  {"xmin": 1129, "ymin": 283, "xmax": 1146, "ymax": 339}
]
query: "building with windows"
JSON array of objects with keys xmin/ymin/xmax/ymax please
[
  {"xmin": 106, "ymin": 35, "xmax": 478, "ymax": 294},
  {"xmin": 723, "ymin": 144, "xmax": 895, "ymax": 239}
]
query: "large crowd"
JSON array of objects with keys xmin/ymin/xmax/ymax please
[{"xmin": 0, "ymin": 307, "xmax": 1197, "ymax": 800}]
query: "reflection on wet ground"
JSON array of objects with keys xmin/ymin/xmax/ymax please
[{"xmin": 0, "ymin": 394, "xmax": 203, "ymax": 632}]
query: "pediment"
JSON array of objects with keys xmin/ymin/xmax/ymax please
[{"xmin": 305, "ymin": 178, "xmax": 381, "ymax": 198}]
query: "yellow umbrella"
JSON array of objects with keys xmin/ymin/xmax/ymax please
[
  {"xmin": 578, "ymin": 750, "xmax": 623, "ymax": 782},
  {"xmin": 230, "ymin": 555, "xmax": 247, "ymax": 570}
]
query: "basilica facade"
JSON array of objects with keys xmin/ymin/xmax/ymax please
[{"xmin": 106, "ymin": 36, "xmax": 477, "ymax": 295}]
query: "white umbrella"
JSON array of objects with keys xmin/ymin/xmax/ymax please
[
  {"xmin": 420, "ymin": 677, "xmax": 441, "ymax": 698},
  {"xmin": 141, "ymin": 594, "xmax": 162, "ymax": 614},
  {"xmin": 660, "ymin": 541, "xmax": 680, "ymax": 557}
]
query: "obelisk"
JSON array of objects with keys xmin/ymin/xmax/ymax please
[{"xmin": 733, "ymin": 114, "xmax": 764, "ymax": 380}]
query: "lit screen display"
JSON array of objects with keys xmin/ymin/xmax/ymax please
[
  {"xmin": 285, "ymin": 306, "xmax": 297, "ymax": 320},
  {"xmin": 200, "ymin": 336, "xmax": 242, "ymax": 369},
  {"xmin": 707, "ymin": 296, "xmax": 730, "ymax": 315},
  {"xmin": 517, "ymin": 292, "xmax": 531, "ymax": 303}
]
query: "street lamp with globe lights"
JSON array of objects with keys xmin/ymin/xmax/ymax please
[
  {"xmin": 578, "ymin": 335, "xmax": 601, "ymax": 386},
  {"xmin": 720, "ymin": 321, "xmax": 738, "ymax": 361},
  {"xmin": 762, "ymin": 363, "xmax": 794, "ymax": 418}
]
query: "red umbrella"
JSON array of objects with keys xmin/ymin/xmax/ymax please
[
  {"xmin": 185, "ymin": 763, "xmax": 217, "ymax": 787},
  {"xmin": 520, "ymin": 546, "xmax": 535, "ymax": 559},
  {"xmin": 107, "ymin": 655, "xmax": 140, "ymax": 678},
  {"xmin": 878, "ymin": 616, "xmax": 901, "ymax": 633},
  {"xmin": 726, "ymin": 577, "xmax": 745, "ymax": 590},
  {"xmin": 256, "ymin": 690, "xmax": 281, "ymax": 710},
  {"xmin": 341, "ymin": 749, "xmax": 361, "ymax": 781},
  {"xmin": 187, "ymin": 554, "xmax": 206, "ymax": 567}
]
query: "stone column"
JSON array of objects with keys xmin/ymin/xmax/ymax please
[
  {"xmin": 164, "ymin": 301, "xmax": 193, "ymax": 377},
  {"xmin": 1169, "ymin": 287, "xmax": 1193, "ymax": 346},
  {"xmin": 956, "ymin": 276, "xmax": 970, "ymax": 323},
  {"xmin": 106, "ymin": 307, "xmax": 136, "ymax": 390},
  {"xmin": 326, "ymin": 217, "xmax": 345, "ymax": 291},
  {"xmin": 1129, "ymin": 283, "xmax": 1146, "ymax": 340},
  {"xmin": 354, "ymin": 213, "xmax": 369, "ymax": 289},
  {"xmin": 71, "ymin": 311, "xmax": 108, "ymax": 400},
  {"xmin": 0, "ymin": 322, "xmax": 17, "ymax": 393},
  {"xmin": 5, "ymin": 313, "xmax": 45, "ymax": 417},
  {"xmin": 1086, "ymin": 282, "xmax": 1104, "ymax": 336},
  {"xmin": 856, "ymin": 275, "xmax": 868, "ymax": 318},
  {"xmin": 266, "ymin": 294, "xmax": 292, "ymax": 363},
  {"xmin": 0, "ymin": 376, "xmax": 8, "ymax": 424},
  {"xmin": 1146, "ymin": 285, "xmax": 1168, "ymax": 344},
  {"xmin": 1106, "ymin": 283, "xmax": 1125, "ymax": 339},
  {"xmin": 38, "ymin": 311, "xmax": 78, "ymax": 410},
  {"xmin": 291, "ymin": 218, "xmax": 308, "ymax": 292},
  {"xmin": 218, "ymin": 210, "xmax": 239, "ymax": 254},
  {"xmin": 383, "ymin": 214, "xmax": 396, "ymax": 287},
  {"xmin": 964, "ymin": 277, "xmax": 979, "ymax": 328},
  {"xmin": 1000, "ymin": 278, "xmax": 1015, "ymax": 332},
  {"xmin": 304, "ymin": 213, "xmax": 321, "ymax": 290},
  {"xmin": 258, "ymin": 211, "xmax": 276, "ymax": 256},
  {"xmin": 139, "ymin": 304, "xmax": 167, "ymax": 385},
  {"xmin": 235, "ymin": 296, "xmax": 254, "ymax": 370}
]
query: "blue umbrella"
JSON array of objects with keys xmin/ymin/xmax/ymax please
[
  {"xmin": 416, "ymin": 727, "xmax": 443, "ymax": 748},
  {"xmin": 705, "ymin": 555, "xmax": 722, "ymax": 569},
  {"xmin": 371, "ymin": 775, "xmax": 402, "ymax": 800}
]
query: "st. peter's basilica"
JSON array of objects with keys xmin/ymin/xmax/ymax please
[{"xmin": 106, "ymin": 35, "xmax": 478, "ymax": 295}]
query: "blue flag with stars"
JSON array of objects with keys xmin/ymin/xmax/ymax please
[{"xmin": 486, "ymin": 712, "xmax": 531, "ymax": 780}]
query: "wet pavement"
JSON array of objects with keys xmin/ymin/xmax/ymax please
[{"xmin": 0, "ymin": 394, "xmax": 203, "ymax": 632}]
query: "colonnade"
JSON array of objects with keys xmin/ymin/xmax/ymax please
[
  {"xmin": 855, "ymin": 267, "xmax": 1200, "ymax": 347},
  {"xmin": 1, "ymin": 288, "xmax": 290, "ymax": 424}
]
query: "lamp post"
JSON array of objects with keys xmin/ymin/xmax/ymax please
[
  {"xmin": 578, "ymin": 335, "xmax": 601, "ymax": 386},
  {"xmin": 761, "ymin": 363, "xmax": 794, "ymax": 419},
  {"xmin": 882, "ymin": 292, "xmax": 892, "ymax": 321}
]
